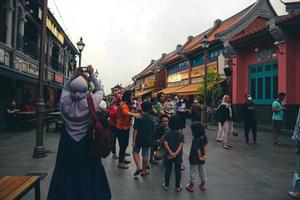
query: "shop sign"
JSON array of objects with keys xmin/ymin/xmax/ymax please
[
  {"xmin": 18, "ymin": 58, "xmax": 39, "ymax": 76},
  {"xmin": 167, "ymin": 73, "xmax": 182, "ymax": 83},
  {"xmin": 191, "ymin": 67, "xmax": 204, "ymax": 78},
  {"xmin": 180, "ymin": 71, "xmax": 189, "ymax": 80},
  {"xmin": 39, "ymin": 8, "xmax": 65, "ymax": 44},
  {"xmin": 55, "ymin": 73, "xmax": 64, "ymax": 84},
  {"xmin": 145, "ymin": 80, "xmax": 155, "ymax": 88},
  {"xmin": 0, "ymin": 49, "xmax": 4, "ymax": 64}
]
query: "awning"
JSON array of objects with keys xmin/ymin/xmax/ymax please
[
  {"xmin": 159, "ymin": 85, "xmax": 185, "ymax": 94},
  {"xmin": 135, "ymin": 88, "xmax": 154, "ymax": 97},
  {"xmin": 174, "ymin": 84, "xmax": 200, "ymax": 96}
]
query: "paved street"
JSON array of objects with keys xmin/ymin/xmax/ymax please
[{"xmin": 0, "ymin": 122, "xmax": 297, "ymax": 200}]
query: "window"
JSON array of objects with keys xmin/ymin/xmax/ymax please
[
  {"xmin": 191, "ymin": 54, "xmax": 204, "ymax": 67},
  {"xmin": 167, "ymin": 65, "xmax": 177, "ymax": 75},
  {"xmin": 178, "ymin": 61, "xmax": 188, "ymax": 71},
  {"xmin": 248, "ymin": 61, "xmax": 278, "ymax": 104}
]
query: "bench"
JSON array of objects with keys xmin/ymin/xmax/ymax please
[{"xmin": 0, "ymin": 176, "xmax": 40, "ymax": 200}]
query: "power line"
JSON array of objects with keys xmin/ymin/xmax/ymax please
[{"xmin": 51, "ymin": 0, "xmax": 72, "ymax": 40}]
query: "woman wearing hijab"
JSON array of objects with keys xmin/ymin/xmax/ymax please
[
  {"xmin": 116, "ymin": 90, "xmax": 141, "ymax": 169},
  {"xmin": 47, "ymin": 65, "xmax": 111, "ymax": 200},
  {"xmin": 218, "ymin": 95, "xmax": 233, "ymax": 149}
]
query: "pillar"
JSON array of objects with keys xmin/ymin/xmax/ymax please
[
  {"xmin": 277, "ymin": 42, "xmax": 287, "ymax": 103},
  {"xmin": 5, "ymin": 4, "xmax": 13, "ymax": 46}
]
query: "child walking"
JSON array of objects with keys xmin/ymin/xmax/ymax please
[
  {"xmin": 132, "ymin": 101, "xmax": 155, "ymax": 177},
  {"xmin": 162, "ymin": 115, "xmax": 184, "ymax": 192},
  {"xmin": 186, "ymin": 121, "xmax": 208, "ymax": 192}
]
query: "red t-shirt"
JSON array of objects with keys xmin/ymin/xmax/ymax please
[
  {"xmin": 116, "ymin": 102, "xmax": 132, "ymax": 130},
  {"xmin": 108, "ymin": 105, "xmax": 118, "ymax": 126}
]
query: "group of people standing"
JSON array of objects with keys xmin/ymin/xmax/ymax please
[{"xmin": 107, "ymin": 91, "xmax": 208, "ymax": 193}]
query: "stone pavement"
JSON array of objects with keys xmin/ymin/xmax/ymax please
[{"xmin": 0, "ymin": 122, "xmax": 297, "ymax": 200}]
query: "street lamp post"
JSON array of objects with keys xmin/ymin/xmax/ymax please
[
  {"xmin": 33, "ymin": 0, "xmax": 48, "ymax": 158},
  {"xmin": 77, "ymin": 37, "xmax": 85, "ymax": 67},
  {"xmin": 202, "ymin": 35, "xmax": 210, "ymax": 128}
]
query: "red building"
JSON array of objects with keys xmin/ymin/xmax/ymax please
[{"xmin": 224, "ymin": 13, "xmax": 300, "ymax": 128}]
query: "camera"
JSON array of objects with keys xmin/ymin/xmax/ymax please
[{"xmin": 78, "ymin": 66, "xmax": 88, "ymax": 73}]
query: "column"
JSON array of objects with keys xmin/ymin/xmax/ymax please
[
  {"xmin": 277, "ymin": 42, "xmax": 287, "ymax": 103},
  {"xmin": 5, "ymin": 6, "xmax": 13, "ymax": 46}
]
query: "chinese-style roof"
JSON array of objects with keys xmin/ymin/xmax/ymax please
[
  {"xmin": 180, "ymin": 32, "xmax": 207, "ymax": 55},
  {"xmin": 181, "ymin": 4, "xmax": 251, "ymax": 55},
  {"xmin": 230, "ymin": 17, "xmax": 269, "ymax": 42}
]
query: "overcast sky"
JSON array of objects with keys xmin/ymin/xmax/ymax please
[{"xmin": 48, "ymin": 0, "xmax": 286, "ymax": 94}]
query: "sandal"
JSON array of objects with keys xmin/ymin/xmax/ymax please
[
  {"xmin": 223, "ymin": 145, "xmax": 230, "ymax": 149},
  {"xmin": 141, "ymin": 170, "xmax": 150, "ymax": 176}
]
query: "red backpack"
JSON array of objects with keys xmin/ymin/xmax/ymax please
[{"xmin": 87, "ymin": 95, "xmax": 113, "ymax": 158}]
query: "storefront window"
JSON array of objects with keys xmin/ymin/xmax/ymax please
[{"xmin": 248, "ymin": 61, "xmax": 278, "ymax": 104}]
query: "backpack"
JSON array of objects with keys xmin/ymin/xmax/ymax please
[{"xmin": 87, "ymin": 95, "xmax": 113, "ymax": 158}]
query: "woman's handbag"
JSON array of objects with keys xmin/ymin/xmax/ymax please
[{"xmin": 87, "ymin": 95, "xmax": 113, "ymax": 158}]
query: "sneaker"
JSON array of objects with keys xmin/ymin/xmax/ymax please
[
  {"xmin": 118, "ymin": 163, "xmax": 129, "ymax": 169},
  {"xmin": 175, "ymin": 185, "xmax": 182, "ymax": 192},
  {"xmin": 216, "ymin": 139, "xmax": 222, "ymax": 143},
  {"xmin": 185, "ymin": 183, "xmax": 194, "ymax": 193},
  {"xmin": 133, "ymin": 169, "xmax": 143, "ymax": 177},
  {"xmin": 125, "ymin": 152, "xmax": 131, "ymax": 156},
  {"xmin": 123, "ymin": 159, "xmax": 131, "ymax": 164},
  {"xmin": 162, "ymin": 183, "xmax": 170, "ymax": 191},
  {"xmin": 181, "ymin": 165, "xmax": 185, "ymax": 171},
  {"xmin": 112, "ymin": 154, "xmax": 119, "ymax": 159},
  {"xmin": 273, "ymin": 142, "xmax": 281, "ymax": 146},
  {"xmin": 199, "ymin": 182, "xmax": 206, "ymax": 191}
]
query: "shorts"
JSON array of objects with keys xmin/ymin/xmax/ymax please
[
  {"xmin": 133, "ymin": 145, "xmax": 150, "ymax": 157},
  {"xmin": 273, "ymin": 120, "xmax": 282, "ymax": 133}
]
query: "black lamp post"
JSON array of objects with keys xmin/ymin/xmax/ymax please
[
  {"xmin": 33, "ymin": 0, "xmax": 48, "ymax": 158},
  {"xmin": 76, "ymin": 37, "xmax": 85, "ymax": 67},
  {"xmin": 202, "ymin": 35, "xmax": 210, "ymax": 128}
]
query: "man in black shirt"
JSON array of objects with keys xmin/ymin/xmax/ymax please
[
  {"xmin": 132, "ymin": 101, "xmax": 155, "ymax": 177},
  {"xmin": 241, "ymin": 93, "xmax": 257, "ymax": 144}
]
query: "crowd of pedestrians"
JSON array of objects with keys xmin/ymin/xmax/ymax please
[{"xmin": 44, "ymin": 65, "xmax": 299, "ymax": 199}]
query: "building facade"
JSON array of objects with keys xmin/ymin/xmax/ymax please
[{"xmin": 0, "ymin": 0, "xmax": 78, "ymax": 122}]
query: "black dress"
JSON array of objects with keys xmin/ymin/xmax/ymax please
[{"xmin": 47, "ymin": 128, "xmax": 111, "ymax": 200}]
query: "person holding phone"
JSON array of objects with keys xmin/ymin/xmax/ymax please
[{"xmin": 272, "ymin": 92, "xmax": 286, "ymax": 146}]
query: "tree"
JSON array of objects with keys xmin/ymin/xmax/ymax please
[{"xmin": 199, "ymin": 71, "xmax": 223, "ymax": 108}]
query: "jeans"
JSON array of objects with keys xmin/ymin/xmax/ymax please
[
  {"xmin": 116, "ymin": 128, "xmax": 130, "ymax": 164},
  {"xmin": 190, "ymin": 164, "xmax": 207, "ymax": 183},
  {"xmin": 109, "ymin": 125, "xmax": 118, "ymax": 154},
  {"xmin": 165, "ymin": 157, "xmax": 181, "ymax": 187},
  {"xmin": 244, "ymin": 120, "xmax": 257, "ymax": 142}
]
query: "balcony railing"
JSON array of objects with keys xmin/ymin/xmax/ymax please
[
  {"xmin": 17, "ymin": 34, "xmax": 39, "ymax": 60},
  {"xmin": 51, "ymin": 57, "xmax": 63, "ymax": 73},
  {"xmin": 0, "ymin": 25, "xmax": 6, "ymax": 44}
]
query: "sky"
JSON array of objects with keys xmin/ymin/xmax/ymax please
[{"xmin": 48, "ymin": 0, "xmax": 286, "ymax": 94}]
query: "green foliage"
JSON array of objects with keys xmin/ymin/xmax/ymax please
[{"xmin": 198, "ymin": 71, "xmax": 223, "ymax": 106}]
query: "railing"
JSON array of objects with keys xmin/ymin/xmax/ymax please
[
  {"xmin": 0, "ymin": 25, "xmax": 6, "ymax": 44},
  {"xmin": 17, "ymin": 34, "xmax": 39, "ymax": 60},
  {"xmin": 50, "ymin": 57, "xmax": 63, "ymax": 73}
]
